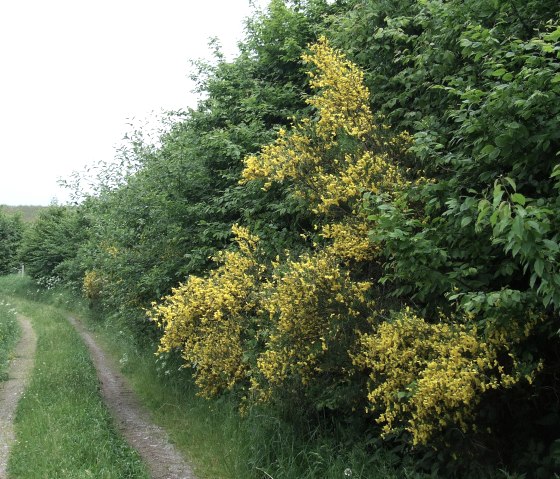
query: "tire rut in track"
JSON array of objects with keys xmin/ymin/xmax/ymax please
[
  {"xmin": 0, "ymin": 315, "xmax": 37, "ymax": 478},
  {"xmin": 67, "ymin": 316, "xmax": 196, "ymax": 479}
]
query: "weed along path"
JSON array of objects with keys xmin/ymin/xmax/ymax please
[
  {"xmin": 67, "ymin": 316, "xmax": 196, "ymax": 479},
  {"xmin": 0, "ymin": 315, "xmax": 36, "ymax": 477}
]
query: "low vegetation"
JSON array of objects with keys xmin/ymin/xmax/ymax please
[{"xmin": 0, "ymin": 297, "xmax": 19, "ymax": 381}]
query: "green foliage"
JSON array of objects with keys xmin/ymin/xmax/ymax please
[
  {"xmin": 0, "ymin": 297, "xmax": 19, "ymax": 382},
  {"xmin": 476, "ymin": 178, "xmax": 560, "ymax": 308},
  {"xmin": 334, "ymin": 0, "xmax": 560, "ymax": 474},
  {"xmin": 338, "ymin": 0, "xmax": 560, "ymax": 318},
  {"xmin": 0, "ymin": 209, "xmax": 23, "ymax": 275},
  {"xmin": 18, "ymin": 205, "xmax": 88, "ymax": 284}
]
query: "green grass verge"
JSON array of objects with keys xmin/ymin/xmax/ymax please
[
  {"xmin": 0, "ymin": 276, "xmax": 149, "ymax": 479},
  {"xmin": 0, "ymin": 297, "xmax": 20, "ymax": 382}
]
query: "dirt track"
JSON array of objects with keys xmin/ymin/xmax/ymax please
[
  {"xmin": 0, "ymin": 315, "xmax": 37, "ymax": 478},
  {"xmin": 67, "ymin": 316, "xmax": 196, "ymax": 479}
]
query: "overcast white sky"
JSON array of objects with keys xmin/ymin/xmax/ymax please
[{"xmin": 0, "ymin": 0, "xmax": 268, "ymax": 205}]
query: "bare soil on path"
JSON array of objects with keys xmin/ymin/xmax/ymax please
[
  {"xmin": 0, "ymin": 315, "xmax": 37, "ymax": 478},
  {"xmin": 67, "ymin": 316, "xmax": 196, "ymax": 479}
]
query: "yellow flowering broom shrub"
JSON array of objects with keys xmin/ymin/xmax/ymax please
[
  {"xmin": 242, "ymin": 37, "xmax": 411, "ymax": 266},
  {"xmin": 150, "ymin": 39, "xmax": 423, "ymax": 425},
  {"xmin": 82, "ymin": 270, "xmax": 103, "ymax": 301},
  {"xmin": 352, "ymin": 308, "xmax": 538, "ymax": 446},
  {"xmin": 252, "ymin": 250, "xmax": 372, "ymax": 402},
  {"xmin": 241, "ymin": 37, "xmax": 409, "ymax": 211},
  {"xmin": 238, "ymin": 38, "xmax": 413, "ymax": 404},
  {"xmin": 149, "ymin": 225, "xmax": 265, "ymax": 398}
]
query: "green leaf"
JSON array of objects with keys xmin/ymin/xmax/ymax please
[
  {"xmin": 545, "ymin": 27, "xmax": 560, "ymax": 42},
  {"xmin": 534, "ymin": 258, "xmax": 544, "ymax": 277},
  {"xmin": 493, "ymin": 184, "xmax": 504, "ymax": 208},
  {"xmin": 512, "ymin": 216, "xmax": 524, "ymax": 239},
  {"xmin": 490, "ymin": 209, "xmax": 499, "ymax": 227},
  {"xmin": 478, "ymin": 199, "xmax": 491, "ymax": 211},
  {"xmin": 480, "ymin": 144, "xmax": 496, "ymax": 156},
  {"xmin": 504, "ymin": 177, "xmax": 517, "ymax": 191},
  {"xmin": 543, "ymin": 239, "xmax": 559, "ymax": 252},
  {"xmin": 511, "ymin": 193, "xmax": 526, "ymax": 205},
  {"xmin": 461, "ymin": 217, "xmax": 472, "ymax": 227},
  {"xmin": 495, "ymin": 135, "xmax": 511, "ymax": 148},
  {"xmin": 530, "ymin": 273, "xmax": 538, "ymax": 289},
  {"xmin": 491, "ymin": 68, "xmax": 507, "ymax": 77}
]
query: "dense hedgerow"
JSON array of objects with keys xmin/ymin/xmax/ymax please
[
  {"xmin": 150, "ymin": 38, "xmax": 390, "ymax": 404},
  {"xmin": 0, "ymin": 210, "xmax": 23, "ymax": 275}
]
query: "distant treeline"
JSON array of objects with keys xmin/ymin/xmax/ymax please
[{"xmin": 1, "ymin": 205, "xmax": 47, "ymax": 224}]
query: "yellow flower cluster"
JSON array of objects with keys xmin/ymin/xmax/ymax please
[
  {"xmin": 82, "ymin": 270, "xmax": 103, "ymax": 301},
  {"xmin": 253, "ymin": 250, "xmax": 371, "ymax": 398},
  {"xmin": 148, "ymin": 225, "xmax": 264, "ymax": 398},
  {"xmin": 353, "ymin": 309, "xmax": 527, "ymax": 446},
  {"xmin": 241, "ymin": 37, "xmax": 411, "ymax": 216},
  {"xmin": 242, "ymin": 126, "xmax": 316, "ymax": 190},
  {"xmin": 303, "ymin": 36, "xmax": 373, "ymax": 140},
  {"xmin": 321, "ymin": 219, "xmax": 377, "ymax": 262}
]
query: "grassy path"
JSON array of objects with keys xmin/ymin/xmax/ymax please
[
  {"xmin": 67, "ymin": 315, "xmax": 196, "ymax": 479},
  {"xmin": 3, "ymin": 295, "xmax": 150, "ymax": 479},
  {"xmin": 0, "ymin": 315, "xmax": 36, "ymax": 477}
]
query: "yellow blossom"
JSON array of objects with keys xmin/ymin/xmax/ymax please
[
  {"xmin": 252, "ymin": 250, "xmax": 372, "ymax": 400},
  {"xmin": 148, "ymin": 225, "xmax": 264, "ymax": 398},
  {"xmin": 240, "ymin": 36, "xmax": 411, "ymax": 216},
  {"xmin": 353, "ymin": 308, "xmax": 531, "ymax": 446}
]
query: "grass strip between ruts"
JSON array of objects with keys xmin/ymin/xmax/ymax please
[{"xmin": 0, "ymin": 299, "xmax": 19, "ymax": 382}]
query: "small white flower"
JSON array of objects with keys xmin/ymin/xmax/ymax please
[
  {"xmin": 119, "ymin": 353, "xmax": 129, "ymax": 367},
  {"xmin": 344, "ymin": 468, "xmax": 352, "ymax": 477}
]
